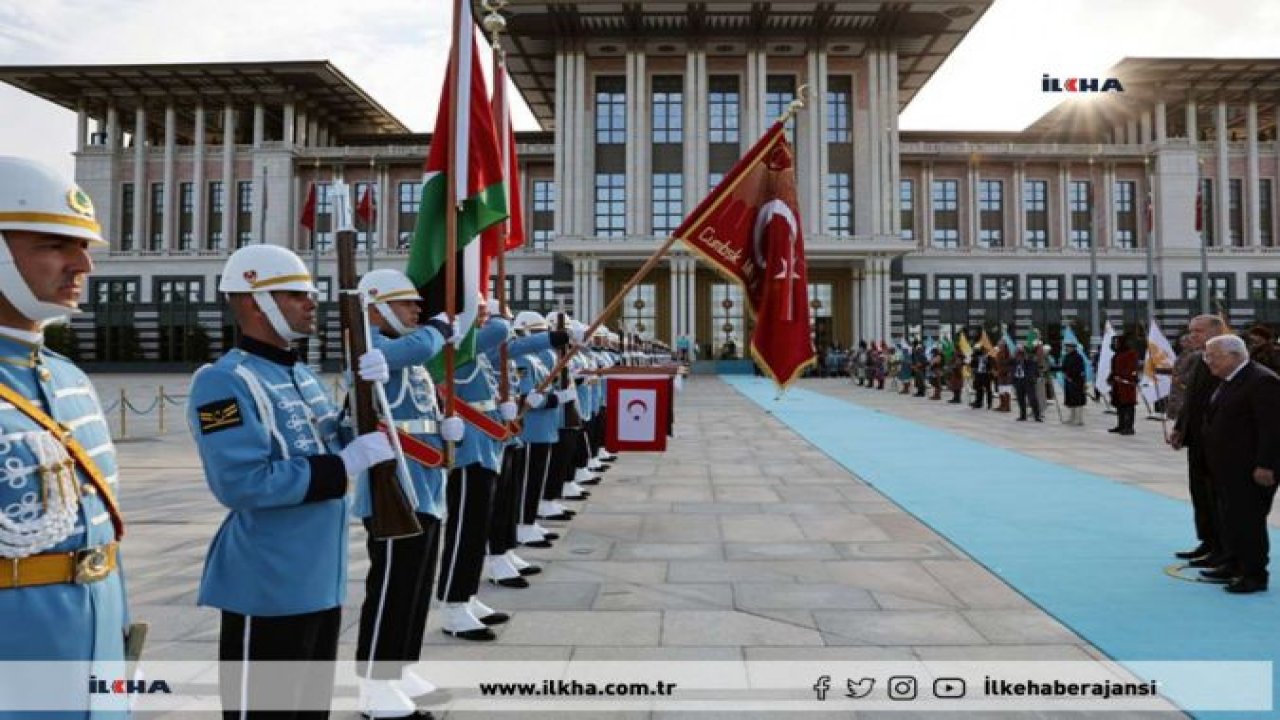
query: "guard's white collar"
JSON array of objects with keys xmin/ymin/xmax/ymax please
[{"xmin": 0, "ymin": 325, "xmax": 45, "ymax": 347}]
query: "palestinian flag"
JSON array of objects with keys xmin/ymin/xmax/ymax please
[{"xmin": 406, "ymin": 0, "xmax": 507, "ymax": 378}]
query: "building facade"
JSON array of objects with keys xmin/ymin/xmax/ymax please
[{"xmin": 3, "ymin": 1, "xmax": 1280, "ymax": 368}]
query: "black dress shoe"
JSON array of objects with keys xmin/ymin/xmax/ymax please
[
  {"xmin": 490, "ymin": 576, "xmax": 530, "ymax": 589},
  {"xmin": 1107, "ymin": 427, "xmax": 1122, "ymax": 433},
  {"xmin": 1186, "ymin": 554, "xmax": 1224, "ymax": 569},
  {"xmin": 1118, "ymin": 429, "xmax": 1135, "ymax": 436},
  {"xmin": 563, "ymin": 492, "xmax": 590, "ymax": 500},
  {"xmin": 539, "ymin": 512, "xmax": 574, "ymax": 522},
  {"xmin": 478, "ymin": 611, "xmax": 511, "ymax": 625},
  {"xmin": 519, "ymin": 539, "xmax": 553, "ymax": 549},
  {"xmin": 542, "ymin": 532, "xmax": 560, "ymax": 541},
  {"xmin": 1225, "ymin": 577, "xmax": 1268, "ymax": 594},
  {"xmin": 363, "ymin": 710, "xmax": 435, "ymax": 720},
  {"xmin": 1017, "ymin": 416, "xmax": 1027, "ymax": 421},
  {"xmin": 518, "ymin": 564, "xmax": 542, "ymax": 576},
  {"xmin": 1034, "ymin": 417, "xmax": 1043, "ymax": 422},
  {"xmin": 1175, "ymin": 544, "xmax": 1211, "ymax": 560},
  {"xmin": 443, "ymin": 627, "xmax": 496, "ymax": 641},
  {"xmin": 579, "ymin": 477, "xmax": 602, "ymax": 486},
  {"xmin": 1199, "ymin": 566, "xmax": 1238, "ymax": 583}
]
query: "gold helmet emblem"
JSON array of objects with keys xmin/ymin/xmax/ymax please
[{"xmin": 66, "ymin": 188, "xmax": 95, "ymax": 218}]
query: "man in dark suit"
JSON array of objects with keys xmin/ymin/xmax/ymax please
[
  {"xmin": 1012, "ymin": 347, "xmax": 1042, "ymax": 421},
  {"xmin": 1170, "ymin": 315, "xmax": 1226, "ymax": 566},
  {"xmin": 1200, "ymin": 334, "xmax": 1280, "ymax": 594}
]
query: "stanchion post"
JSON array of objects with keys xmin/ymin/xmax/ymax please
[
  {"xmin": 158, "ymin": 386, "xmax": 165, "ymax": 434},
  {"xmin": 118, "ymin": 388, "xmax": 127, "ymax": 439}
]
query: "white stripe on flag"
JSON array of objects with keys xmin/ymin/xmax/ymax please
[{"xmin": 454, "ymin": 0, "xmax": 472, "ymax": 206}]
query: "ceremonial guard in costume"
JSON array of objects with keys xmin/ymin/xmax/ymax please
[
  {"xmin": 351, "ymin": 269, "xmax": 459, "ymax": 718},
  {"xmin": 541, "ymin": 312, "xmax": 588, "ymax": 520},
  {"xmin": 435, "ymin": 310, "xmax": 516, "ymax": 641},
  {"xmin": 484, "ymin": 308, "xmax": 570, "ymax": 586},
  {"xmin": 187, "ymin": 245, "xmax": 394, "ymax": 718},
  {"xmin": 508, "ymin": 312, "xmax": 569, "ymax": 550},
  {"xmin": 0, "ymin": 157, "xmax": 130, "ymax": 718}
]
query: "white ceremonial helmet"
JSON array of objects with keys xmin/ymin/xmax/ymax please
[
  {"xmin": 544, "ymin": 310, "xmax": 570, "ymax": 329},
  {"xmin": 359, "ymin": 268, "xmax": 422, "ymax": 337},
  {"xmin": 218, "ymin": 244, "xmax": 319, "ymax": 341},
  {"xmin": 0, "ymin": 156, "xmax": 107, "ymax": 326},
  {"xmin": 512, "ymin": 310, "xmax": 547, "ymax": 333}
]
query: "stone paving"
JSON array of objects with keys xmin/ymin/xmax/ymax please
[{"xmin": 99, "ymin": 373, "xmax": 1191, "ymax": 718}]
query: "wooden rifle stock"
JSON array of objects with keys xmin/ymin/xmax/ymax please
[
  {"xmin": 556, "ymin": 312, "xmax": 583, "ymax": 429},
  {"xmin": 337, "ymin": 230, "xmax": 422, "ymax": 540}
]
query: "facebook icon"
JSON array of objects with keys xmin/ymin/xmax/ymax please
[{"xmin": 813, "ymin": 675, "xmax": 832, "ymax": 701}]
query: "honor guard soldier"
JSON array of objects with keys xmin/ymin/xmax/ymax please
[
  {"xmin": 352, "ymin": 269, "xmax": 460, "ymax": 718},
  {"xmin": 0, "ymin": 156, "xmax": 130, "ymax": 717},
  {"xmin": 435, "ymin": 306, "xmax": 515, "ymax": 640},
  {"xmin": 490, "ymin": 311, "xmax": 575, "ymax": 575},
  {"xmin": 535, "ymin": 311, "xmax": 583, "ymax": 523},
  {"xmin": 187, "ymin": 244, "xmax": 394, "ymax": 719}
]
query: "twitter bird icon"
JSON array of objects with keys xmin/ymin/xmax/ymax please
[{"xmin": 846, "ymin": 677, "xmax": 875, "ymax": 698}]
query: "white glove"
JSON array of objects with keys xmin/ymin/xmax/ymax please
[
  {"xmin": 556, "ymin": 388, "xmax": 577, "ymax": 404},
  {"xmin": 486, "ymin": 298, "xmax": 502, "ymax": 316},
  {"xmin": 431, "ymin": 312, "xmax": 465, "ymax": 346},
  {"xmin": 500, "ymin": 400, "xmax": 518, "ymax": 421},
  {"xmin": 339, "ymin": 431, "xmax": 394, "ymax": 476},
  {"xmin": 357, "ymin": 349, "xmax": 390, "ymax": 384},
  {"xmin": 570, "ymin": 323, "xmax": 586, "ymax": 345},
  {"xmin": 525, "ymin": 391, "xmax": 546, "ymax": 409},
  {"xmin": 440, "ymin": 416, "xmax": 465, "ymax": 443}
]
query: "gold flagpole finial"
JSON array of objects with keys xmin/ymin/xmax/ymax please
[
  {"xmin": 779, "ymin": 84, "xmax": 810, "ymax": 124},
  {"xmin": 483, "ymin": 0, "xmax": 508, "ymax": 49}
]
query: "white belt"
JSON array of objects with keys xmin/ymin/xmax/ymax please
[
  {"xmin": 394, "ymin": 419, "xmax": 439, "ymax": 435},
  {"xmin": 467, "ymin": 400, "xmax": 497, "ymax": 412}
]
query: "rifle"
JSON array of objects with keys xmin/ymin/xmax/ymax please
[
  {"xmin": 555, "ymin": 309, "xmax": 583, "ymax": 430},
  {"xmin": 337, "ymin": 226, "xmax": 423, "ymax": 540}
]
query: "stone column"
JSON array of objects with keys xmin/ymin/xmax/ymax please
[
  {"xmin": 192, "ymin": 104, "xmax": 206, "ymax": 250},
  {"xmin": 76, "ymin": 103, "xmax": 88, "ymax": 152},
  {"xmin": 132, "ymin": 106, "xmax": 147, "ymax": 251},
  {"xmin": 1247, "ymin": 99, "xmax": 1261, "ymax": 246},
  {"xmin": 967, "ymin": 161, "xmax": 980, "ymax": 247},
  {"xmin": 1140, "ymin": 111, "xmax": 1152, "ymax": 146},
  {"xmin": 283, "ymin": 102, "xmax": 296, "ymax": 145},
  {"xmin": 850, "ymin": 266, "xmax": 863, "ymax": 344},
  {"xmin": 1058, "ymin": 163, "xmax": 1070, "ymax": 248},
  {"xmin": 106, "ymin": 105, "xmax": 119, "ymax": 152},
  {"xmin": 1215, "ymin": 99, "xmax": 1230, "ymax": 245},
  {"xmin": 744, "ymin": 46, "xmax": 760, "ymax": 148},
  {"xmin": 222, "ymin": 102, "xmax": 236, "ymax": 249},
  {"xmin": 1011, "ymin": 163, "xmax": 1025, "ymax": 247},
  {"xmin": 920, "ymin": 163, "xmax": 934, "ymax": 248},
  {"xmin": 803, "ymin": 48, "xmax": 822, "ymax": 233},
  {"xmin": 816, "ymin": 49, "xmax": 832, "ymax": 236},
  {"xmin": 1155, "ymin": 99, "xmax": 1167, "ymax": 143},
  {"xmin": 1185, "ymin": 98, "xmax": 1198, "ymax": 142},
  {"xmin": 1101, "ymin": 163, "xmax": 1115, "ymax": 249},
  {"xmin": 253, "ymin": 102, "xmax": 265, "ymax": 148},
  {"xmin": 162, "ymin": 104, "xmax": 177, "ymax": 251}
]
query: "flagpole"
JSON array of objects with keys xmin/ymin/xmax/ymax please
[
  {"xmin": 527, "ymin": 94, "xmax": 811, "ymax": 397},
  {"xmin": 485, "ymin": 0, "xmax": 512, "ymax": 405},
  {"xmin": 1088, "ymin": 153, "xmax": 1100, "ymax": 353},
  {"xmin": 443, "ymin": 0, "xmax": 465, "ymax": 423},
  {"xmin": 1197, "ymin": 155, "xmax": 1210, "ymax": 315},
  {"xmin": 1144, "ymin": 157, "xmax": 1156, "ymax": 325},
  {"xmin": 367, "ymin": 157, "xmax": 376, "ymax": 273}
]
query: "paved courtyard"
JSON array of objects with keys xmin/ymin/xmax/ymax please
[{"xmin": 99, "ymin": 373, "xmax": 1203, "ymax": 718}]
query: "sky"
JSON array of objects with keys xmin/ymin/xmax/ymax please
[{"xmin": 4, "ymin": 0, "xmax": 1280, "ymax": 176}]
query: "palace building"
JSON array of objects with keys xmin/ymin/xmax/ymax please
[{"xmin": 3, "ymin": 0, "xmax": 1279, "ymax": 368}]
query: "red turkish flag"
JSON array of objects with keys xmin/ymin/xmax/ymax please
[
  {"xmin": 356, "ymin": 184, "xmax": 376, "ymax": 226},
  {"xmin": 674, "ymin": 120, "xmax": 815, "ymax": 388},
  {"xmin": 299, "ymin": 182, "xmax": 317, "ymax": 232}
]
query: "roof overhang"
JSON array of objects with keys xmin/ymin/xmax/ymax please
[
  {"xmin": 0, "ymin": 61, "xmax": 409, "ymax": 137},
  {"xmin": 480, "ymin": 1, "xmax": 992, "ymax": 130}
]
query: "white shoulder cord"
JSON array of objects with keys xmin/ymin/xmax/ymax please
[
  {"xmin": 233, "ymin": 365, "xmax": 292, "ymax": 460},
  {"xmin": 0, "ymin": 432, "xmax": 79, "ymax": 557}
]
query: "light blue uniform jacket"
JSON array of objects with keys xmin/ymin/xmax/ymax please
[{"xmin": 187, "ymin": 341, "xmax": 350, "ymax": 617}]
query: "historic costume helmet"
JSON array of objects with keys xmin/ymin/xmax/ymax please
[
  {"xmin": 358, "ymin": 269, "xmax": 422, "ymax": 337},
  {"xmin": 218, "ymin": 244, "xmax": 318, "ymax": 342},
  {"xmin": 0, "ymin": 156, "xmax": 107, "ymax": 325}
]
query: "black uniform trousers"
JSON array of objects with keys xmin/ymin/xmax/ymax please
[
  {"xmin": 1015, "ymin": 380, "xmax": 1040, "ymax": 419},
  {"xmin": 521, "ymin": 442, "xmax": 553, "ymax": 524},
  {"xmin": 356, "ymin": 513, "xmax": 441, "ymax": 679},
  {"xmin": 437, "ymin": 465, "xmax": 496, "ymax": 603},
  {"xmin": 972, "ymin": 375, "xmax": 992, "ymax": 408},
  {"xmin": 1218, "ymin": 474, "xmax": 1278, "ymax": 581},
  {"xmin": 219, "ymin": 607, "xmax": 341, "ymax": 720},
  {"xmin": 1186, "ymin": 443, "xmax": 1220, "ymax": 555},
  {"xmin": 591, "ymin": 412, "xmax": 608, "ymax": 456},
  {"xmin": 544, "ymin": 428, "xmax": 577, "ymax": 502},
  {"xmin": 489, "ymin": 444, "xmax": 525, "ymax": 555}
]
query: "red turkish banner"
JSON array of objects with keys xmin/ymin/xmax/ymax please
[{"xmin": 674, "ymin": 120, "xmax": 815, "ymax": 387}]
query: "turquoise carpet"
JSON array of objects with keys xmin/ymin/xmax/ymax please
[{"xmin": 726, "ymin": 377, "xmax": 1276, "ymax": 718}]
